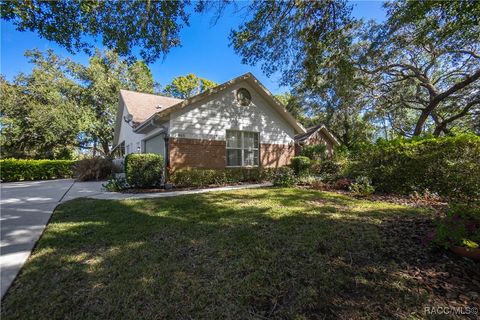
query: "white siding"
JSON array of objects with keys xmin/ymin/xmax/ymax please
[
  {"xmin": 169, "ymin": 81, "xmax": 295, "ymax": 144},
  {"xmin": 117, "ymin": 103, "xmax": 168, "ymax": 156},
  {"xmin": 144, "ymin": 133, "xmax": 166, "ymax": 156}
]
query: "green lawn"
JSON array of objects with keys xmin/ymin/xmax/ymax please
[{"xmin": 1, "ymin": 188, "xmax": 472, "ymax": 319}]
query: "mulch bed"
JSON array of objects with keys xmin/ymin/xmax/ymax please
[
  {"xmin": 347, "ymin": 190, "xmax": 479, "ymax": 316},
  {"xmin": 121, "ymin": 182, "xmax": 258, "ymax": 194}
]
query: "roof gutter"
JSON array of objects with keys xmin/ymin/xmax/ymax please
[{"xmin": 133, "ymin": 114, "xmax": 167, "ymax": 134}]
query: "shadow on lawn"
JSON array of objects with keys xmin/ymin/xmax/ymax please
[{"xmin": 2, "ymin": 188, "xmax": 478, "ymax": 319}]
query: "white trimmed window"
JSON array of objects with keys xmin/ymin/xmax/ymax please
[{"xmin": 226, "ymin": 130, "xmax": 259, "ymax": 167}]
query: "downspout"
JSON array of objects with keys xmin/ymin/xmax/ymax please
[{"xmin": 164, "ymin": 133, "xmax": 170, "ymax": 168}]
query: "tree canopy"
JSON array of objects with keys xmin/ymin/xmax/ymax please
[
  {"xmin": 163, "ymin": 74, "xmax": 218, "ymax": 99},
  {"xmin": 0, "ymin": 51, "xmax": 85, "ymax": 159},
  {"xmin": 0, "ymin": 0, "xmax": 192, "ymax": 63},
  {"xmin": 230, "ymin": 0, "xmax": 479, "ymax": 138},
  {"xmin": 1, "ymin": 50, "xmax": 157, "ymax": 158}
]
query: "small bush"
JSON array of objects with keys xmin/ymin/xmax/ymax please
[
  {"xmin": 300, "ymin": 144, "xmax": 326, "ymax": 160},
  {"xmin": 73, "ymin": 158, "xmax": 113, "ymax": 181},
  {"xmin": 103, "ymin": 177, "xmax": 129, "ymax": 192},
  {"xmin": 0, "ymin": 159, "xmax": 75, "ymax": 182},
  {"xmin": 291, "ymin": 156, "xmax": 311, "ymax": 176},
  {"xmin": 168, "ymin": 168, "xmax": 275, "ymax": 188},
  {"xmin": 273, "ymin": 166, "xmax": 296, "ymax": 187},
  {"xmin": 333, "ymin": 178, "xmax": 352, "ymax": 190},
  {"xmin": 349, "ymin": 176, "xmax": 375, "ymax": 196},
  {"xmin": 310, "ymin": 180, "xmax": 331, "ymax": 191},
  {"xmin": 125, "ymin": 153, "xmax": 164, "ymax": 188},
  {"xmin": 309, "ymin": 147, "xmax": 350, "ymax": 180},
  {"xmin": 428, "ymin": 205, "xmax": 480, "ymax": 249},
  {"xmin": 296, "ymin": 175, "xmax": 317, "ymax": 186}
]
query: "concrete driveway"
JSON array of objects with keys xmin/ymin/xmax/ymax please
[{"xmin": 0, "ymin": 179, "xmax": 75, "ymax": 298}]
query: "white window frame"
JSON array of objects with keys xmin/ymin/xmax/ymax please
[{"xmin": 226, "ymin": 130, "xmax": 259, "ymax": 167}]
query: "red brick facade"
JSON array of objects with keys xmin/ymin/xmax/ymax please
[
  {"xmin": 295, "ymin": 131, "xmax": 335, "ymax": 156},
  {"xmin": 168, "ymin": 138, "xmax": 294, "ymax": 170},
  {"xmin": 260, "ymin": 143, "xmax": 295, "ymax": 168},
  {"xmin": 168, "ymin": 138, "xmax": 226, "ymax": 170}
]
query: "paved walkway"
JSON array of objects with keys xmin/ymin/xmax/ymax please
[
  {"xmin": 1, "ymin": 179, "xmax": 271, "ymax": 298},
  {"xmin": 0, "ymin": 179, "xmax": 75, "ymax": 298},
  {"xmin": 63, "ymin": 182, "xmax": 272, "ymax": 201}
]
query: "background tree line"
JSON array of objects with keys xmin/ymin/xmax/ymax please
[
  {"xmin": 0, "ymin": 49, "xmax": 217, "ymax": 159},
  {"xmin": 1, "ymin": 0, "xmax": 478, "ymax": 158}
]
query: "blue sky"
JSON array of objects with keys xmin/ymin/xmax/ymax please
[{"xmin": 0, "ymin": 1, "xmax": 386, "ymax": 94}]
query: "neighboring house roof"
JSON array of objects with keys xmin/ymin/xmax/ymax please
[
  {"xmin": 295, "ymin": 124, "xmax": 341, "ymax": 146},
  {"xmin": 120, "ymin": 89, "xmax": 183, "ymax": 124},
  {"xmin": 133, "ymin": 72, "xmax": 306, "ymax": 135}
]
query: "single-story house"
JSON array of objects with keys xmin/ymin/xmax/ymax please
[
  {"xmin": 112, "ymin": 73, "xmax": 338, "ymax": 170},
  {"xmin": 294, "ymin": 124, "xmax": 340, "ymax": 156}
]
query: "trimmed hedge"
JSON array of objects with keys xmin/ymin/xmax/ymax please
[
  {"xmin": 350, "ymin": 134, "xmax": 480, "ymax": 201},
  {"xmin": 168, "ymin": 168, "xmax": 277, "ymax": 188},
  {"xmin": 0, "ymin": 159, "xmax": 75, "ymax": 182},
  {"xmin": 125, "ymin": 153, "xmax": 164, "ymax": 188}
]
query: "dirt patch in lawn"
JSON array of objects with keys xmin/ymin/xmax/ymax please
[{"xmin": 380, "ymin": 214, "xmax": 480, "ymax": 314}]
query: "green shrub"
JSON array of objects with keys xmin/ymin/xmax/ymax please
[
  {"xmin": 125, "ymin": 153, "xmax": 164, "ymax": 188},
  {"xmin": 73, "ymin": 157, "xmax": 113, "ymax": 181},
  {"xmin": 291, "ymin": 156, "xmax": 311, "ymax": 176},
  {"xmin": 349, "ymin": 134, "xmax": 480, "ymax": 201},
  {"xmin": 103, "ymin": 177, "xmax": 129, "ymax": 192},
  {"xmin": 349, "ymin": 176, "xmax": 375, "ymax": 196},
  {"xmin": 168, "ymin": 168, "xmax": 275, "ymax": 188},
  {"xmin": 300, "ymin": 144, "xmax": 326, "ymax": 160},
  {"xmin": 428, "ymin": 205, "xmax": 480, "ymax": 249},
  {"xmin": 272, "ymin": 166, "xmax": 296, "ymax": 187},
  {"xmin": 0, "ymin": 159, "xmax": 75, "ymax": 182},
  {"xmin": 296, "ymin": 175, "xmax": 318, "ymax": 186}
]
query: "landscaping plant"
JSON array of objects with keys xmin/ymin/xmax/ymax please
[
  {"xmin": 349, "ymin": 176, "xmax": 375, "ymax": 196},
  {"xmin": 168, "ymin": 168, "xmax": 275, "ymax": 188},
  {"xmin": 73, "ymin": 157, "xmax": 113, "ymax": 181},
  {"xmin": 291, "ymin": 156, "xmax": 311, "ymax": 177},
  {"xmin": 272, "ymin": 166, "xmax": 296, "ymax": 187},
  {"xmin": 349, "ymin": 134, "xmax": 480, "ymax": 201},
  {"xmin": 102, "ymin": 177, "xmax": 129, "ymax": 192},
  {"xmin": 124, "ymin": 153, "xmax": 164, "ymax": 188},
  {"xmin": 0, "ymin": 159, "xmax": 75, "ymax": 182},
  {"xmin": 428, "ymin": 205, "xmax": 480, "ymax": 250},
  {"xmin": 300, "ymin": 144, "xmax": 326, "ymax": 160}
]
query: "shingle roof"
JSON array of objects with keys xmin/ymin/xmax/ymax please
[
  {"xmin": 294, "ymin": 124, "xmax": 341, "ymax": 146},
  {"xmin": 133, "ymin": 72, "xmax": 306, "ymax": 135},
  {"xmin": 295, "ymin": 124, "xmax": 325, "ymax": 142},
  {"xmin": 119, "ymin": 89, "xmax": 183, "ymax": 125}
]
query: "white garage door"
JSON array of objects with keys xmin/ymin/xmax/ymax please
[{"xmin": 144, "ymin": 134, "xmax": 165, "ymax": 157}]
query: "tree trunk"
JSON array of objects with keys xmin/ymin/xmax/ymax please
[
  {"xmin": 413, "ymin": 109, "xmax": 431, "ymax": 136},
  {"xmin": 433, "ymin": 124, "xmax": 444, "ymax": 136}
]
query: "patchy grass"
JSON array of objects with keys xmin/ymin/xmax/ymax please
[{"xmin": 2, "ymin": 188, "xmax": 478, "ymax": 319}]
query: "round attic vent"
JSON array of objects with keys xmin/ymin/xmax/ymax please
[{"xmin": 236, "ymin": 88, "xmax": 252, "ymax": 106}]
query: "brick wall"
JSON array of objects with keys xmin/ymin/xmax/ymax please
[
  {"xmin": 260, "ymin": 143, "xmax": 295, "ymax": 168},
  {"xmin": 168, "ymin": 138, "xmax": 226, "ymax": 170},
  {"xmin": 168, "ymin": 138, "xmax": 294, "ymax": 170}
]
